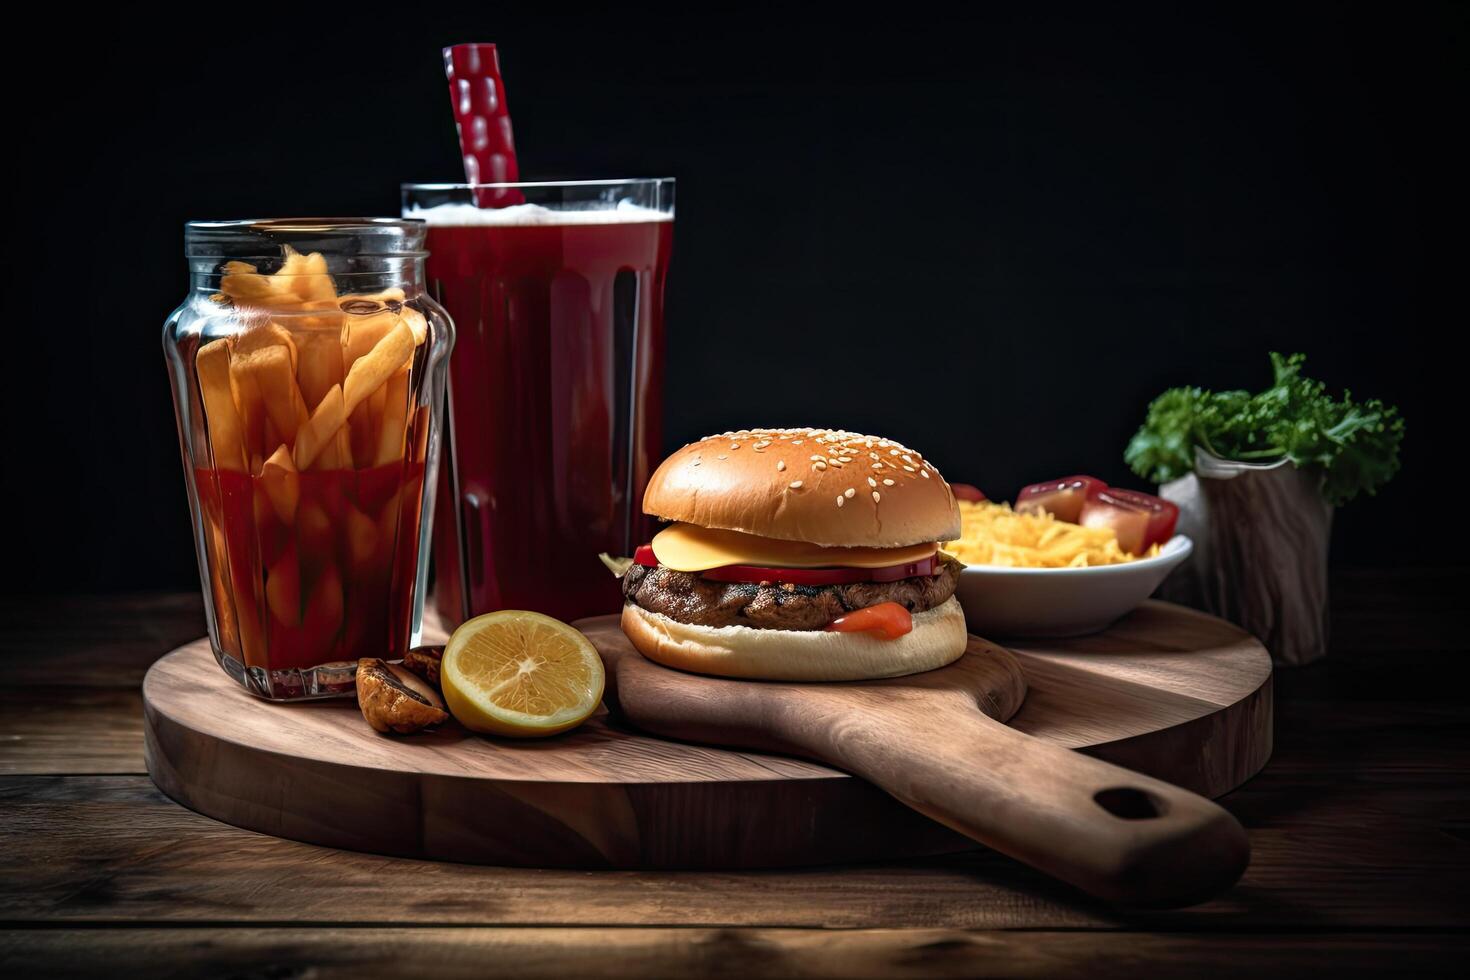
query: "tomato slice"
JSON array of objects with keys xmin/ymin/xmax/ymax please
[
  {"xmin": 951, "ymin": 483, "xmax": 987, "ymax": 503},
  {"xmin": 1078, "ymin": 487, "xmax": 1178, "ymax": 555},
  {"xmin": 1015, "ymin": 474, "xmax": 1105, "ymax": 523},
  {"xmin": 825, "ymin": 601, "xmax": 913, "ymax": 639},
  {"xmin": 629, "ymin": 547, "xmax": 944, "ymax": 586}
]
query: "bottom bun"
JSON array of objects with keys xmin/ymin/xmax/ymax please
[{"xmin": 620, "ymin": 596, "xmax": 968, "ymax": 681}]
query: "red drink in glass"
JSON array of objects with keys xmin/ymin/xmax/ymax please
[
  {"xmin": 192, "ymin": 459, "xmax": 427, "ymax": 673},
  {"xmin": 403, "ymin": 180, "xmax": 674, "ymax": 625}
]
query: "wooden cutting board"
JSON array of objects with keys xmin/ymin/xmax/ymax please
[{"xmin": 144, "ymin": 601, "xmax": 1270, "ymax": 896}]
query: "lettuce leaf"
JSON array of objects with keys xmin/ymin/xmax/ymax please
[{"xmin": 1125, "ymin": 353, "xmax": 1404, "ymax": 506}]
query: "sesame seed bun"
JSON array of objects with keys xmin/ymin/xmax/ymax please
[
  {"xmin": 620, "ymin": 597, "xmax": 969, "ymax": 681},
  {"xmin": 643, "ymin": 428, "xmax": 961, "ymax": 548}
]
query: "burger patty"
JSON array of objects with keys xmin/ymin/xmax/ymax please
[{"xmin": 622, "ymin": 558, "xmax": 963, "ymax": 631}]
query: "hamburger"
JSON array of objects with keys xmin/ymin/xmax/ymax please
[{"xmin": 619, "ymin": 428, "xmax": 968, "ymax": 681}]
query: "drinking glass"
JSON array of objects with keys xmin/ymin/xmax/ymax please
[{"xmin": 402, "ymin": 179, "xmax": 674, "ymax": 625}]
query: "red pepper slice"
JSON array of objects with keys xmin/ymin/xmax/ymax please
[
  {"xmin": 825, "ymin": 602, "xmax": 913, "ymax": 639},
  {"xmin": 630, "ymin": 547, "xmax": 944, "ymax": 586}
]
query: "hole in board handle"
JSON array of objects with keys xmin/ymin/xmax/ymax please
[{"xmin": 1094, "ymin": 787, "xmax": 1165, "ymax": 820}]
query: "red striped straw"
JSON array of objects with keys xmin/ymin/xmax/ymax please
[{"xmin": 443, "ymin": 43, "xmax": 523, "ymax": 207}]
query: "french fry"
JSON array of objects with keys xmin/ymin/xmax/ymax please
[
  {"xmin": 260, "ymin": 444, "xmax": 300, "ymax": 524},
  {"xmin": 342, "ymin": 307, "xmax": 399, "ymax": 373},
  {"xmin": 205, "ymin": 519, "xmax": 240, "ymax": 657},
  {"xmin": 312, "ymin": 421, "xmax": 349, "ymax": 472},
  {"xmin": 236, "ymin": 591, "xmax": 266, "ymax": 668},
  {"xmin": 293, "ymin": 384, "xmax": 347, "ymax": 471},
  {"xmin": 220, "ymin": 249, "xmax": 337, "ymax": 308},
  {"xmin": 197, "ymin": 468, "xmax": 267, "ymax": 666},
  {"xmin": 342, "ymin": 303, "xmax": 390, "ymax": 466},
  {"xmin": 339, "ymin": 287, "xmax": 406, "ymax": 307},
  {"xmin": 353, "ymin": 384, "xmax": 386, "ymax": 468},
  {"xmin": 344, "ymin": 321, "xmax": 415, "ymax": 416},
  {"xmin": 302, "ymin": 563, "xmax": 344, "ymax": 641},
  {"xmin": 296, "ymin": 331, "xmax": 344, "ymax": 410},
  {"xmin": 338, "ymin": 294, "xmax": 421, "ymax": 347},
  {"xmin": 374, "ymin": 368, "xmax": 411, "ymax": 466},
  {"xmin": 234, "ymin": 321, "xmax": 299, "ymax": 374},
  {"xmin": 252, "ymin": 478, "xmax": 275, "ymax": 533},
  {"xmin": 219, "ymin": 261, "xmax": 293, "ymax": 305},
  {"xmin": 195, "ymin": 339, "xmax": 246, "ymax": 472},
  {"xmin": 384, "ymin": 471, "xmax": 424, "ymax": 577},
  {"xmin": 329, "ymin": 424, "xmax": 353, "ymax": 472},
  {"xmin": 367, "ymin": 380, "xmax": 388, "ymax": 439},
  {"xmin": 297, "ymin": 502, "xmax": 334, "ymax": 557},
  {"xmin": 346, "ymin": 505, "xmax": 379, "ymax": 572},
  {"xmin": 296, "ymin": 306, "xmax": 345, "ymax": 335},
  {"xmin": 265, "ymin": 544, "xmax": 302, "ymax": 628},
  {"xmin": 401, "ymin": 306, "xmax": 428, "ymax": 346},
  {"xmin": 376, "ymin": 487, "xmax": 402, "ymax": 548},
  {"xmin": 230, "ymin": 579, "xmax": 267, "ymax": 665},
  {"xmin": 279, "ymin": 247, "xmax": 338, "ymax": 305},
  {"xmin": 235, "ymin": 345, "xmax": 309, "ymax": 447},
  {"xmin": 229, "ymin": 353, "xmax": 269, "ymax": 461}
]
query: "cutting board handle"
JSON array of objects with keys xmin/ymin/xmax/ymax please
[
  {"xmin": 807, "ymin": 700, "xmax": 1249, "ymax": 907},
  {"xmin": 598, "ymin": 621, "xmax": 1251, "ymax": 906}
]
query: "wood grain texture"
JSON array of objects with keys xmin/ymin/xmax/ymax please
[
  {"xmin": 140, "ymin": 602, "xmax": 1269, "ymax": 887},
  {"xmin": 5, "ymin": 774, "xmax": 1467, "ymax": 930},
  {"xmin": 3, "ymin": 572, "xmax": 1464, "ymax": 975},
  {"xmin": 144, "ymin": 638, "xmax": 976, "ymax": 869},
  {"xmin": 0, "ymin": 592, "xmax": 206, "ymax": 687},
  {"xmin": 3, "ymin": 927, "xmax": 1465, "ymax": 979},
  {"xmin": 1161, "ymin": 457, "xmax": 1334, "ymax": 666},
  {"xmin": 1005, "ymin": 601, "xmax": 1275, "ymax": 796},
  {"xmin": 0, "ymin": 688, "xmax": 144, "ymax": 774}
]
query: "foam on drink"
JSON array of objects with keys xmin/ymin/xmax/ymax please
[{"xmin": 406, "ymin": 201, "xmax": 672, "ymax": 226}]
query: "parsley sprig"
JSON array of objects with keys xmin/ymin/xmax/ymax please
[{"xmin": 1125, "ymin": 353, "xmax": 1404, "ymax": 507}]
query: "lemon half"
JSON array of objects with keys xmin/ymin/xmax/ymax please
[{"xmin": 441, "ymin": 610, "xmax": 605, "ymax": 738}]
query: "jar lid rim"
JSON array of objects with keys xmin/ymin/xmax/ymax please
[
  {"xmin": 185, "ymin": 218, "xmax": 426, "ymax": 259},
  {"xmin": 186, "ymin": 217, "xmax": 423, "ymax": 231}
]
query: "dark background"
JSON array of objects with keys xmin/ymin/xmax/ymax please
[{"xmin": 5, "ymin": 4, "xmax": 1463, "ymax": 593}]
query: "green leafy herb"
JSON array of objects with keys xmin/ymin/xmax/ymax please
[{"xmin": 1125, "ymin": 353, "xmax": 1404, "ymax": 506}]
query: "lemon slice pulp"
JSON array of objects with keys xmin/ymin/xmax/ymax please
[{"xmin": 441, "ymin": 610, "xmax": 605, "ymax": 738}]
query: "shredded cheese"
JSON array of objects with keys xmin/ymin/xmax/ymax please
[{"xmin": 944, "ymin": 501, "xmax": 1160, "ymax": 568}]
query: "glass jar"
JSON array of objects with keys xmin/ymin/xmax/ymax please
[{"xmin": 163, "ymin": 219, "xmax": 454, "ymax": 700}]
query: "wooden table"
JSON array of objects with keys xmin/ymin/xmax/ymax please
[{"xmin": 2, "ymin": 569, "xmax": 1466, "ymax": 976}]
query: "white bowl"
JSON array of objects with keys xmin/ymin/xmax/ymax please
[{"xmin": 952, "ymin": 535, "xmax": 1193, "ymax": 639}]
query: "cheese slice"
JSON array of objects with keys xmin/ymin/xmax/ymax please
[{"xmin": 651, "ymin": 523, "xmax": 938, "ymax": 572}]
